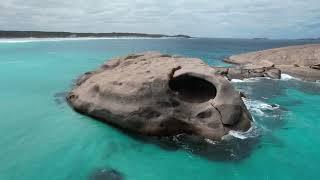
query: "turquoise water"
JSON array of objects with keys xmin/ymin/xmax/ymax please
[{"xmin": 1, "ymin": 38, "xmax": 320, "ymax": 180}]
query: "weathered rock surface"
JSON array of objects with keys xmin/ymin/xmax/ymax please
[
  {"xmin": 225, "ymin": 44, "xmax": 320, "ymax": 81},
  {"xmin": 67, "ymin": 52, "xmax": 252, "ymax": 140},
  {"xmin": 214, "ymin": 66, "xmax": 281, "ymax": 80}
]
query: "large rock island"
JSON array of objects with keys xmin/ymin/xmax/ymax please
[
  {"xmin": 225, "ymin": 44, "xmax": 320, "ymax": 81},
  {"xmin": 67, "ymin": 52, "xmax": 252, "ymax": 140}
]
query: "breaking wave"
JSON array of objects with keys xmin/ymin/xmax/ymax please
[
  {"xmin": 242, "ymin": 98, "xmax": 279, "ymax": 117},
  {"xmin": 231, "ymin": 79, "xmax": 245, "ymax": 83},
  {"xmin": 228, "ymin": 124, "xmax": 261, "ymax": 140},
  {"xmin": 231, "ymin": 73, "xmax": 300, "ymax": 83},
  {"xmin": 281, "ymin": 74, "xmax": 298, "ymax": 80},
  {"xmin": 226, "ymin": 98, "xmax": 281, "ymax": 140},
  {"xmin": 231, "ymin": 77, "xmax": 266, "ymax": 83}
]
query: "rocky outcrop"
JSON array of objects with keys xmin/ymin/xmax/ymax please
[
  {"xmin": 67, "ymin": 52, "xmax": 252, "ymax": 140},
  {"xmin": 214, "ymin": 66, "xmax": 281, "ymax": 80},
  {"xmin": 225, "ymin": 44, "xmax": 320, "ymax": 81}
]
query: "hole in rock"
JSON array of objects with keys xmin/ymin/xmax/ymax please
[{"xmin": 169, "ymin": 74, "xmax": 217, "ymax": 103}]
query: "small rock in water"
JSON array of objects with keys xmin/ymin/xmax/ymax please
[
  {"xmin": 90, "ymin": 168, "xmax": 124, "ymax": 180},
  {"xmin": 53, "ymin": 92, "xmax": 68, "ymax": 105}
]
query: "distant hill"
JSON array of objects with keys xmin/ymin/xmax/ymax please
[{"xmin": 0, "ymin": 30, "xmax": 191, "ymax": 39}]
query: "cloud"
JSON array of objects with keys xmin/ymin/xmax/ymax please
[{"xmin": 0, "ymin": 0, "xmax": 319, "ymax": 38}]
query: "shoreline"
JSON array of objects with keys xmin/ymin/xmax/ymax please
[
  {"xmin": 224, "ymin": 44, "xmax": 320, "ymax": 82},
  {"xmin": 0, "ymin": 36, "xmax": 193, "ymax": 43}
]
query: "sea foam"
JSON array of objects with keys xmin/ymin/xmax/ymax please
[
  {"xmin": 231, "ymin": 79, "xmax": 244, "ymax": 83},
  {"xmin": 231, "ymin": 74, "xmax": 299, "ymax": 83},
  {"xmin": 231, "ymin": 77, "xmax": 266, "ymax": 83},
  {"xmin": 281, "ymin": 74, "xmax": 298, "ymax": 80},
  {"xmin": 242, "ymin": 98, "xmax": 279, "ymax": 117},
  {"xmin": 226, "ymin": 123, "xmax": 262, "ymax": 140}
]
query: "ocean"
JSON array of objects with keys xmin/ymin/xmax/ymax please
[{"xmin": 1, "ymin": 38, "xmax": 320, "ymax": 180}]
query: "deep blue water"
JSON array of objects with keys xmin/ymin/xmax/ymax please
[{"xmin": 0, "ymin": 38, "xmax": 320, "ymax": 180}]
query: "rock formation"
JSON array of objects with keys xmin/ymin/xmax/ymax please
[
  {"xmin": 214, "ymin": 65, "xmax": 281, "ymax": 80},
  {"xmin": 225, "ymin": 44, "xmax": 320, "ymax": 81},
  {"xmin": 67, "ymin": 52, "xmax": 252, "ymax": 140}
]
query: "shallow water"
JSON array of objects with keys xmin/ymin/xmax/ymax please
[{"xmin": 1, "ymin": 38, "xmax": 320, "ymax": 180}]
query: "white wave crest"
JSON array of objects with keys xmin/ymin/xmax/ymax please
[
  {"xmin": 229, "ymin": 125, "xmax": 261, "ymax": 139},
  {"xmin": 231, "ymin": 77, "xmax": 265, "ymax": 83},
  {"xmin": 281, "ymin": 74, "xmax": 298, "ymax": 80},
  {"xmin": 228, "ymin": 130, "xmax": 248, "ymax": 139},
  {"xmin": 204, "ymin": 138, "xmax": 218, "ymax": 144},
  {"xmin": 231, "ymin": 74, "xmax": 299, "ymax": 82},
  {"xmin": 242, "ymin": 98, "xmax": 279, "ymax": 117},
  {"xmin": 231, "ymin": 79, "xmax": 244, "ymax": 82},
  {"xmin": 224, "ymin": 122, "xmax": 261, "ymax": 140}
]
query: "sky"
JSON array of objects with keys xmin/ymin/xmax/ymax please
[{"xmin": 0, "ymin": 0, "xmax": 320, "ymax": 39}]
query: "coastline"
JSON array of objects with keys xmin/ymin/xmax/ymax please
[
  {"xmin": 224, "ymin": 44, "xmax": 320, "ymax": 82},
  {"xmin": 0, "ymin": 36, "xmax": 193, "ymax": 43},
  {"xmin": 0, "ymin": 30, "xmax": 192, "ymax": 39}
]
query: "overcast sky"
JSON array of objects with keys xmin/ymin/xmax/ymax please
[{"xmin": 0, "ymin": 0, "xmax": 320, "ymax": 39}]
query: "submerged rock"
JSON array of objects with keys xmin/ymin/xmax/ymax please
[
  {"xmin": 53, "ymin": 92, "xmax": 68, "ymax": 105},
  {"xmin": 90, "ymin": 168, "xmax": 123, "ymax": 180},
  {"xmin": 225, "ymin": 44, "xmax": 320, "ymax": 81},
  {"xmin": 67, "ymin": 52, "xmax": 252, "ymax": 140}
]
